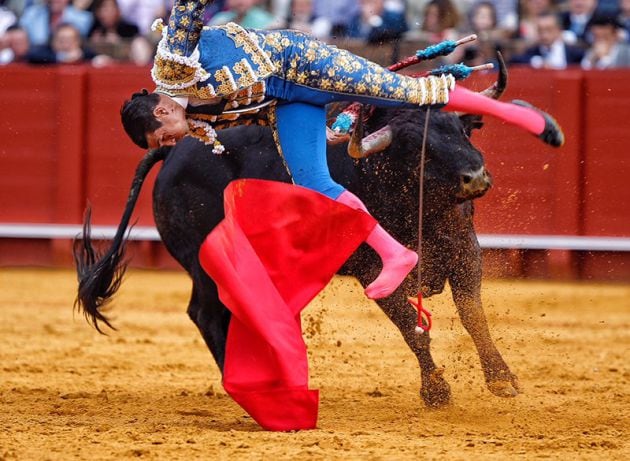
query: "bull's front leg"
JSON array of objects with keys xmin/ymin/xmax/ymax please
[
  {"xmin": 373, "ymin": 275, "xmax": 452, "ymax": 408},
  {"xmin": 449, "ymin": 237, "xmax": 521, "ymax": 397}
]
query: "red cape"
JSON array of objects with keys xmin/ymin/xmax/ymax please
[{"xmin": 199, "ymin": 179, "xmax": 375, "ymax": 431}]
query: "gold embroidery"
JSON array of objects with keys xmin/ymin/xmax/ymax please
[
  {"xmin": 305, "ymin": 48, "xmax": 316, "ymax": 62},
  {"xmin": 223, "ymin": 23, "xmax": 276, "ymax": 77},
  {"xmin": 334, "ymin": 80, "xmax": 347, "ymax": 91},
  {"xmin": 174, "ymin": 29, "xmax": 186, "ymax": 42},
  {"xmin": 251, "ymin": 81, "xmax": 265, "ymax": 101},
  {"xmin": 193, "ymin": 84, "xmax": 217, "ymax": 99},
  {"xmin": 153, "ymin": 54, "xmax": 198, "ymax": 86},
  {"xmin": 187, "ymin": 119, "xmax": 216, "ymax": 144},
  {"xmin": 320, "ymin": 78, "xmax": 332, "ymax": 90},
  {"xmin": 188, "ymin": 113, "xmax": 218, "ymax": 123},
  {"xmin": 232, "ymin": 59, "xmax": 258, "ymax": 89},
  {"xmin": 215, "ymin": 67, "xmax": 238, "ymax": 95},
  {"xmin": 296, "ymin": 71, "xmax": 308, "ymax": 84}
]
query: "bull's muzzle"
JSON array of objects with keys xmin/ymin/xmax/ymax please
[{"xmin": 458, "ymin": 167, "xmax": 492, "ymax": 199}]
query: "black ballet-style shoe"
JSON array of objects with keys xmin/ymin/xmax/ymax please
[{"xmin": 512, "ymin": 99, "xmax": 565, "ymax": 148}]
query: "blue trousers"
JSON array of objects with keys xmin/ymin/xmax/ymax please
[
  {"xmin": 261, "ymin": 30, "xmax": 445, "ymax": 199},
  {"xmin": 274, "ymin": 102, "xmax": 346, "ymax": 200}
]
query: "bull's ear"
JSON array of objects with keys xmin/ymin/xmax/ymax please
[{"xmin": 459, "ymin": 114, "xmax": 484, "ymax": 137}]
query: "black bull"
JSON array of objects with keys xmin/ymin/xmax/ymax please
[{"xmin": 75, "ymin": 108, "xmax": 521, "ymax": 409}]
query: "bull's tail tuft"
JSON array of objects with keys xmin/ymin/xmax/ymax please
[{"xmin": 73, "ymin": 148, "xmax": 168, "ymax": 333}]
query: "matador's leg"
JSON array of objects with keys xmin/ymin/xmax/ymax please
[
  {"xmin": 258, "ymin": 30, "xmax": 454, "ymax": 108},
  {"xmin": 257, "ymin": 30, "xmax": 563, "ymax": 146}
]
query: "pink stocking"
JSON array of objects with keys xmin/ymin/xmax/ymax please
[
  {"xmin": 336, "ymin": 190, "xmax": 418, "ymax": 299},
  {"xmin": 444, "ymin": 86, "xmax": 545, "ymax": 135}
]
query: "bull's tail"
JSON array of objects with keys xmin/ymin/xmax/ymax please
[{"xmin": 73, "ymin": 148, "xmax": 168, "ymax": 333}]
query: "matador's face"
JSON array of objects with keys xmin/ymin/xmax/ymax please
[{"xmin": 146, "ymin": 94, "xmax": 189, "ymax": 149}]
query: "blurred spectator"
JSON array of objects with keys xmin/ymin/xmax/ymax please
[
  {"xmin": 270, "ymin": 0, "xmax": 290, "ymax": 21},
  {"xmin": 285, "ymin": 0, "xmax": 333, "ymax": 38},
  {"xmin": 447, "ymin": 1, "xmax": 503, "ymax": 65},
  {"xmin": 488, "ymin": 0, "xmax": 518, "ymax": 32},
  {"xmin": 27, "ymin": 22, "xmax": 102, "ymax": 64},
  {"xmin": 468, "ymin": 1, "xmax": 504, "ymax": 39},
  {"xmin": 405, "ymin": 0, "xmax": 423, "ymax": 32},
  {"xmin": 619, "ymin": 0, "xmax": 630, "ymax": 42},
  {"xmin": 347, "ymin": 0, "xmax": 408, "ymax": 43},
  {"xmin": 560, "ymin": 0, "xmax": 597, "ymax": 45},
  {"xmin": 209, "ymin": 0, "xmax": 281, "ymax": 29},
  {"xmin": 73, "ymin": 0, "xmax": 96, "ymax": 10},
  {"xmin": 117, "ymin": 0, "xmax": 166, "ymax": 36},
  {"xmin": 127, "ymin": 34, "xmax": 153, "ymax": 64},
  {"xmin": 0, "ymin": 1, "xmax": 17, "ymax": 35},
  {"xmin": 285, "ymin": 0, "xmax": 309, "ymax": 31},
  {"xmin": 312, "ymin": 0, "xmax": 360, "ymax": 38},
  {"xmin": 89, "ymin": 0, "xmax": 139, "ymax": 45},
  {"xmin": 518, "ymin": 0, "xmax": 555, "ymax": 44},
  {"xmin": 2, "ymin": 0, "xmax": 32, "ymax": 17},
  {"xmin": 417, "ymin": 0, "xmax": 461, "ymax": 43},
  {"xmin": 581, "ymin": 14, "xmax": 630, "ymax": 68},
  {"xmin": 441, "ymin": 0, "xmax": 503, "ymax": 65},
  {"xmin": 596, "ymin": 0, "xmax": 620, "ymax": 15},
  {"xmin": 19, "ymin": 0, "xmax": 93, "ymax": 46},
  {"xmin": 0, "ymin": 24, "xmax": 29, "ymax": 64},
  {"xmin": 201, "ymin": 0, "xmax": 226, "ymax": 22},
  {"xmin": 512, "ymin": 12, "xmax": 584, "ymax": 67},
  {"xmin": 407, "ymin": 0, "xmax": 473, "ymax": 32}
]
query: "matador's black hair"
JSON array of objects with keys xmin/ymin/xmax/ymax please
[{"xmin": 120, "ymin": 89, "xmax": 161, "ymax": 149}]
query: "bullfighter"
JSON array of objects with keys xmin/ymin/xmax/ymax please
[{"xmin": 120, "ymin": 0, "xmax": 564, "ymax": 300}]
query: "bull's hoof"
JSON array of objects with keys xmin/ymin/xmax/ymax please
[
  {"xmin": 486, "ymin": 375, "xmax": 521, "ymax": 398},
  {"xmin": 420, "ymin": 368, "xmax": 451, "ymax": 408}
]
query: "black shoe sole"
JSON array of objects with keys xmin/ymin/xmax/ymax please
[{"xmin": 512, "ymin": 99, "xmax": 565, "ymax": 148}]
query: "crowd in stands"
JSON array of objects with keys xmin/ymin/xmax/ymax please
[{"xmin": 0, "ymin": 0, "xmax": 629, "ymax": 69}]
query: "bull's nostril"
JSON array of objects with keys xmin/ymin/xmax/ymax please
[{"xmin": 462, "ymin": 174, "xmax": 472, "ymax": 184}]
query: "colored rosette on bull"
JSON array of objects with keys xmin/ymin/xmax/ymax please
[
  {"xmin": 331, "ymin": 102, "xmax": 365, "ymax": 134},
  {"xmin": 332, "ymin": 112, "xmax": 355, "ymax": 134}
]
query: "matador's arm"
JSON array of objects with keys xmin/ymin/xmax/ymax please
[
  {"xmin": 151, "ymin": 0, "xmax": 213, "ymax": 94},
  {"xmin": 151, "ymin": 0, "xmax": 275, "ymax": 100},
  {"xmin": 164, "ymin": 0, "xmax": 209, "ymax": 57}
]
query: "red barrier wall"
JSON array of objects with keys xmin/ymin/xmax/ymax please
[
  {"xmin": 464, "ymin": 69, "xmax": 583, "ymax": 237},
  {"xmin": 84, "ymin": 66, "xmax": 156, "ymax": 226},
  {"xmin": 0, "ymin": 65, "xmax": 629, "ymax": 278},
  {"xmin": 0, "ymin": 66, "xmax": 59, "ymax": 223},
  {"xmin": 582, "ymin": 71, "xmax": 630, "ymax": 237}
]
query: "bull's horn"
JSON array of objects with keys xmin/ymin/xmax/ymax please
[
  {"xmin": 480, "ymin": 51, "xmax": 507, "ymax": 100},
  {"xmin": 455, "ymin": 51, "xmax": 508, "ymax": 118},
  {"xmin": 347, "ymin": 105, "xmax": 365, "ymax": 158},
  {"xmin": 348, "ymin": 125, "xmax": 393, "ymax": 159}
]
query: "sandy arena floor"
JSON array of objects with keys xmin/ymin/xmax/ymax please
[{"xmin": 0, "ymin": 268, "xmax": 628, "ymax": 460}]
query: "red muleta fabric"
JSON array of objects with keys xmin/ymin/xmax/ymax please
[{"xmin": 198, "ymin": 179, "xmax": 376, "ymax": 431}]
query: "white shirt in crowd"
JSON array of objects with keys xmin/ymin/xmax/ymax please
[{"xmin": 530, "ymin": 39, "xmax": 568, "ymax": 69}]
